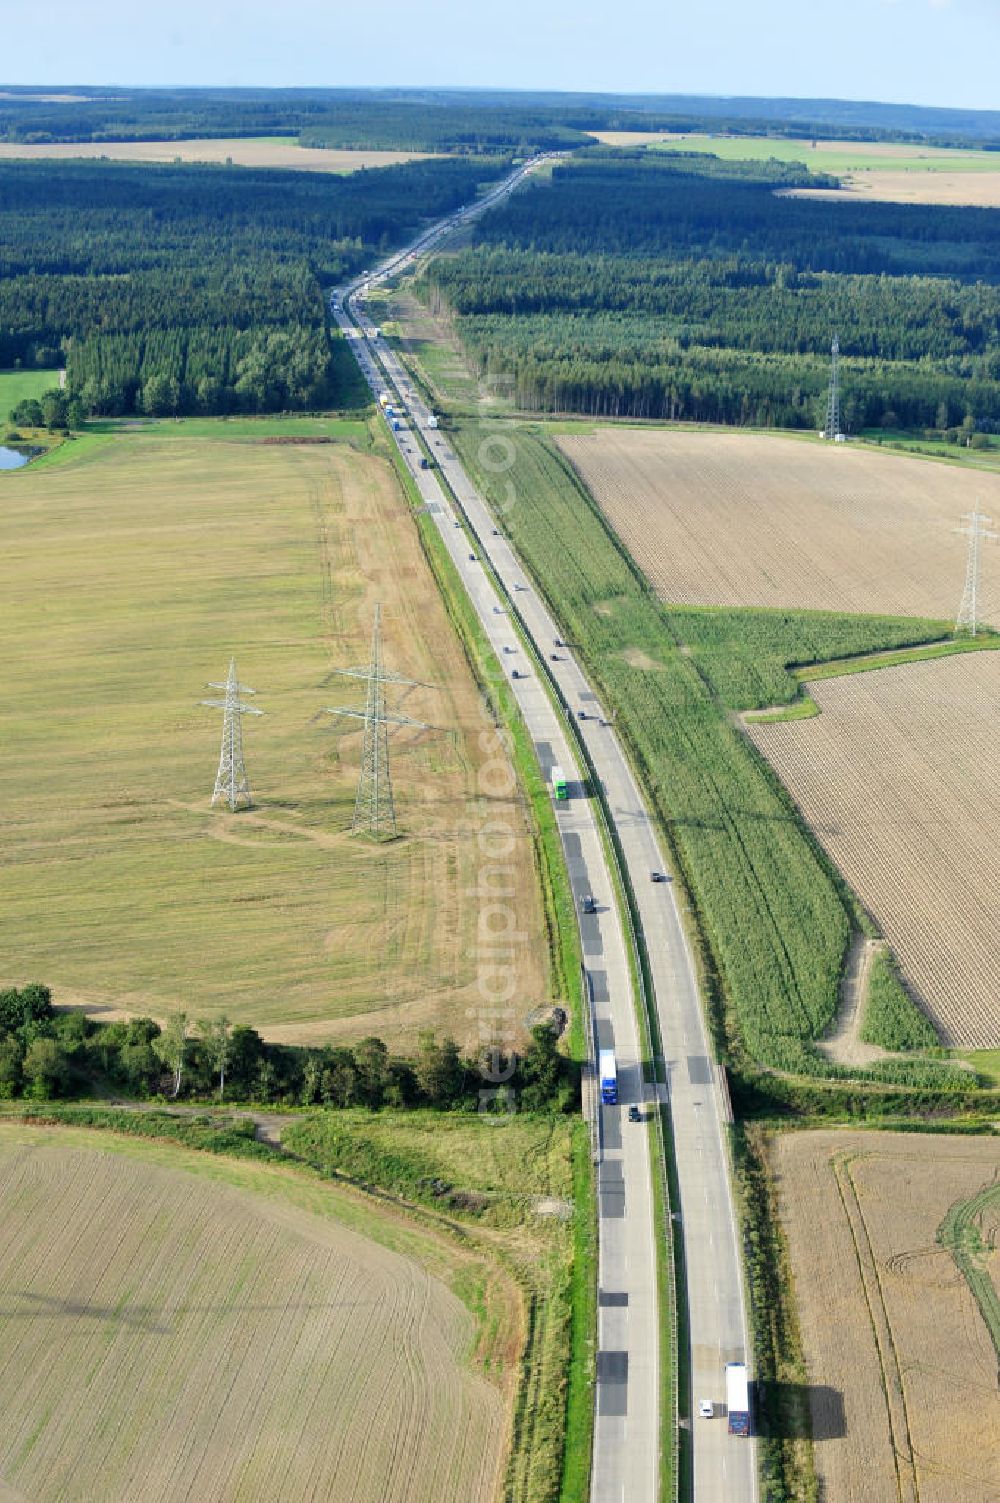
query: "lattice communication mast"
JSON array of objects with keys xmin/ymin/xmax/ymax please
[
  {"xmin": 823, "ymin": 335, "xmax": 842, "ymax": 440},
  {"xmin": 955, "ymin": 509, "xmax": 998, "ymax": 638},
  {"xmin": 323, "ymin": 605, "xmax": 435, "ymax": 839},
  {"xmin": 201, "ymin": 658, "xmax": 264, "ymax": 811}
]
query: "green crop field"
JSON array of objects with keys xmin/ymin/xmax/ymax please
[
  {"xmin": 450, "ymin": 419, "xmax": 964, "ymax": 1086},
  {"xmin": 0, "ymin": 430, "xmax": 550, "ymax": 1047},
  {"xmin": 0, "ymin": 367, "xmax": 60, "ymax": 418},
  {"xmin": 640, "ymin": 132, "xmax": 1000, "ymax": 175},
  {"xmin": 0, "ymin": 1118, "xmax": 513, "ymax": 1503}
]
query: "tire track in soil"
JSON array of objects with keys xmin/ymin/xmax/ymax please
[{"xmin": 833, "ymin": 1152, "xmax": 920, "ymax": 1503}]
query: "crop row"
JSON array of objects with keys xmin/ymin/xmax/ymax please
[{"xmin": 455, "ymin": 424, "xmax": 965, "ymax": 1084}]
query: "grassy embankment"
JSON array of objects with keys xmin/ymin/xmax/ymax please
[
  {"xmin": 376, "ymin": 426, "xmax": 586, "ymax": 1059},
  {"xmin": 447, "ymin": 418, "xmax": 973, "ymax": 1092}
]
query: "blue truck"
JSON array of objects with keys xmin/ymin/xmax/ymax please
[{"xmin": 599, "ymin": 1049, "xmax": 617, "ymax": 1105}]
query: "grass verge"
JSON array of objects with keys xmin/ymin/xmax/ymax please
[
  {"xmin": 735, "ymin": 1125, "xmax": 818, "ymax": 1503},
  {"xmin": 379, "ymin": 433, "xmax": 585, "ymax": 1057},
  {"xmin": 282, "ymin": 1109, "xmax": 588, "ymax": 1503}
]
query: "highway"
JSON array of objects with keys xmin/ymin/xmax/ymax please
[{"xmin": 333, "ymin": 159, "xmax": 757, "ymax": 1503}]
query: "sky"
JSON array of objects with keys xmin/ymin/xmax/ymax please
[{"xmin": 4, "ymin": 0, "xmax": 1000, "ymax": 113}]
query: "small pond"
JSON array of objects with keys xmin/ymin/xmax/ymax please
[{"xmin": 0, "ymin": 445, "xmax": 31, "ymax": 470}]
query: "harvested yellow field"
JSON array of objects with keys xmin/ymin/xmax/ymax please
[
  {"xmin": 771, "ymin": 1129, "xmax": 1000, "ymax": 1503},
  {"xmin": 559, "ymin": 427, "xmax": 1000, "ymax": 623},
  {"xmin": 0, "ymin": 435, "xmax": 548, "ymax": 1045},
  {"xmin": 785, "ymin": 171, "xmax": 1000, "ymax": 208},
  {"xmin": 748, "ymin": 653, "xmax": 1000, "ymax": 1046},
  {"xmin": 0, "ymin": 138, "xmax": 437, "ymax": 173},
  {"xmin": 0, "ymin": 1122, "xmax": 507, "ymax": 1503}
]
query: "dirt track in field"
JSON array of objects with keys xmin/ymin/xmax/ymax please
[
  {"xmin": 749, "ymin": 653, "xmax": 1000, "ymax": 1047},
  {"xmin": 560, "ymin": 427, "xmax": 1000, "ymax": 626},
  {"xmin": 771, "ymin": 1130, "xmax": 1000, "ymax": 1503},
  {"xmin": 0, "ymin": 1124, "xmax": 508, "ymax": 1503}
]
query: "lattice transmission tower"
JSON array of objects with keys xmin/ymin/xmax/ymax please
[
  {"xmin": 323, "ymin": 605, "xmax": 435, "ymax": 839},
  {"xmin": 823, "ymin": 335, "xmax": 842, "ymax": 440},
  {"xmin": 954, "ymin": 509, "xmax": 997, "ymax": 637},
  {"xmin": 200, "ymin": 658, "xmax": 264, "ymax": 811}
]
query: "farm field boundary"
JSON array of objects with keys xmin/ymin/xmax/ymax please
[
  {"xmin": 748, "ymin": 653, "xmax": 1000, "ymax": 1048},
  {"xmin": 744, "ymin": 634, "xmax": 1000, "ymax": 722},
  {"xmin": 558, "ymin": 426, "xmax": 1000, "ymax": 626},
  {"xmin": 0, "ymin": 430, "xmax": 550, "ymax": 1048},
  {"xmin": 0, "ymin": 1116, "xmax": 512, "ymax": 1503},
  {"xmin": 770, "ymin": 1129, "xmax": 1000, "ymax": 1503},
  {"xmin": 448, "ymin": 417, "xmax": 971, "ymax": 1088},
  {"xmin": 379, "ymin": 430, "xmax": 584, "ymax": 1056}
]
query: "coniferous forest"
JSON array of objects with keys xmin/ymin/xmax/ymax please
[
  {"xmin": 0, "ymin": 155, "xmax": 509, "ymax": 416},
  {"xmin": 420, "ymin": 150, "xmax": 1000, "ymax": 431}
]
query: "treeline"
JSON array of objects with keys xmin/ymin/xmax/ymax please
[
  {"xmin": 0, "ymin": 985, "xmax": 578, "ymax": 1113},
  {"xmin": 421, "ymin": 152, "xmax": 1000, "ymax": 430},
  {"xmin": 0, "ymin": 156, "xmax": 508, "ymax": 416},
  {"xmin": 471, "ymin": 153, "xmax": 1000, "ymax": 276},
  {"xmin": 4, "ymin": 85, "xmax": 1000, "ymax": 152},
  {"xmin": 299, "ymin": 104, "xmax": 588, "ymax": 154}
]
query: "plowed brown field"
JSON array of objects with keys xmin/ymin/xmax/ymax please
[
  {"xmin": 559, "ymin": 428, "xmax": 1000, "ymax": 624},
  {"xmin": 0, "ymin": 1122, "xmax": 508, "ymax": 1503},
  {"xmin": 748, "ymin": 653, "xmax": 1000, "ymax": 1046},
  {"xmin": 771, "ymin": 1130, "xmax": 1000, "ymax": 1503}
]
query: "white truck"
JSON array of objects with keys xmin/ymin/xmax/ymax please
[{"xmin": 726, "ymin": 1363, "xmax": 751, "ymax": 1436}]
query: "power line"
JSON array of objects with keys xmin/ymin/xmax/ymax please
[
  {"xmin": 323, "ymin": 605, "xmax": 436, "ymax": 839},
  {"xmin": 823, "ymin": 335, "xmax": 842, "ymax": 441},
  {"xmin": 955, "ymin": 509, "xmax": 998, "ymax": 637},
  {"xmin": 200, "ymin": 658, "xmax": 263, "ymax": 811}
]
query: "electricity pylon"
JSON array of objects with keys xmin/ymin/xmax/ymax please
[
  {"xmin": 823, "ymin": 335, "xmax": 842, "ymax": 440},
  {"xmin": 323, "ymin": 605, "xmax": 434, "ymax": 839},
  {"xmin": 201, "ymin": 658, "xmax": 263, "ymax": 811},
  {"xmin": 955, "ymin": 509, "xmax": 998, "ymax": 637}
]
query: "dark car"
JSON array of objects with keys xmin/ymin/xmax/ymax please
[
  {"xmin": 628, "ymin": 1105, "xmax": 642, "ymax": 1123},
  {"xmin": 582, "ymin": 895, "xmax": 596, "ymax": 914}
]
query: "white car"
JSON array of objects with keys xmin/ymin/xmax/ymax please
[{"xmin": 698, "ymin": 1399, "xmax": 714, "ymax": 1419}]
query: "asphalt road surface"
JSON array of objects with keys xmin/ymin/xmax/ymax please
[{"xmin": 334, "ymin": 160, "xmax": 757, "ymax": 1503}]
